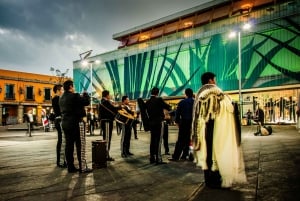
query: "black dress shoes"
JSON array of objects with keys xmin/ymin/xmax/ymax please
[
  {"xmin": 57, "ymin": 164, "xmax": 67, "ymax": 168},
  {"xmin": 180, "ymin": 156, "xmax": 187, "ymax": 161},
  {"xmin": 68, "ymin": 167, "xmax": 79, "ymax": 173},
  {"xmin": 168, "ymin": 157, "xmax": 179, "ymax": 162},
  {"xmin": 107, "ymin": 157, "xmax": 115, "ymax": 161},
  {"xmin": 80, "ymin": 168, "xmax": 93, "ymax": 173},
  {"xmin": 121, "ymin": 153, "xmax": 127, "ymax": 158},
  {"xmin": 127, "ymin": 152, "xmax": 134, "ymax": 156},
  {"xmin": 156, "ymin": 161, "xmax": 167, "ymax": 165},
  {"xmin": 150, "ymin": 155, "xmax": 156, "ymax": 164}
]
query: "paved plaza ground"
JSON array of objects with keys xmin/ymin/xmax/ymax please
[{"xmin": 0, "ymin": 124, "xmax": 299, "ymax": 201}]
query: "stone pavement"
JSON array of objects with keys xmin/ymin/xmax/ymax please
[
  {"xmin": 190, "ymin": 125, "xmax": 300, "ymax": 201},
  {"xmin": 0, "ymin": 125, "xmax": 299, "ymax": 201}
]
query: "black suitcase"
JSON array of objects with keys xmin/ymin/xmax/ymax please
[
  {"xmin": 137, "ymin": 98, "xmax": 150, "ymax": 131},
  {"xmin": 92, "ymin": 140, "xmax": 107, "ymax": 168}
]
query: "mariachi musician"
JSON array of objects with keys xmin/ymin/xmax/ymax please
[
  {"xmin": 120, "ymin": 95, "xmax": 135, "ymax": 158},
  {"xmin": 59, "ymin": 80, "xmax": 92, "ymax": 173},
  {"xmin": 145, "ymin": 87, "xmax": 171, "ymax": 164},
  {"xmin": 98, "ymin": 90, "xmax": 120, "ymax": 161},
  {"xmin": 51, "ymin": 84, "xmax": 66, "ymax": 168}
]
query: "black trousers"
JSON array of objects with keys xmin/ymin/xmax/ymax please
[
  {"xmin": 55, "ymin": 118, "xmax": 65, "ymax": 165},
  {"xmin": 163, "ymin": 122, "xmax": 169, "ymax": 153},
  {"xmin": 204, "ymin": 119, "xmax": 221, "ymax": 187},
  {"xmin": 89, "ymin": 120, "xmax": 95, "ymax": 135},
  {"xmin": 101, "ymin": 120, "xmax": 113, "ymax": 152},
  {"xmin": 63, "ymin": 124, "xmax": 81, "ymax": 171},
  {"xmin": 132, "ymin": 121, "xmax": 138, "ymax": 138},
  {"xmin": 116, "ymin": 121, "xmax": 122, "ymax": 135},
  {"xmin": 121, "ymin": 124, "xmax": 132, "ymax": 154},
  {"xmin": 173, "ymin": 119, "xmax": 192, "ymax": 160},
  {"xmin": 149, "ymin": 122, "xmax": 164, "ymax": 162}
]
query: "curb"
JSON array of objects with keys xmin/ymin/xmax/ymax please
[{"xmin": 187, "ymin": 183, "xmax": 205, "ymax": 201}]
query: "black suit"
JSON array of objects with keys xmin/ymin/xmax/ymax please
[
  {"xmin": 59, "ymin": 91, "xmax": 90, "ymax": 172},
  {"xmin": 172, "ymin": 97, "xmax": 194, "ymax": 160},
  {"xmin": 120, "ymin": 104, "xmax": 134, "ymax": 156},
  {"xmin": 146, "ymin": 95, "xmax": 171, "ymax": 163}
]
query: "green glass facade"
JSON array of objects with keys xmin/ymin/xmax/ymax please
[
  {"xmin": 74, "ymin": 26, "xmax": 299, "ymax": 98},
  {"xmin": 73, "ymin": 3, "xmax": 300, "ymax": 105}
]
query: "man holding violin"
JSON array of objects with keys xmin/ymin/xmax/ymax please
[
  {"xmin": 99, "ymin": 90, "xmax": 120, "ymax": 161},
  {"xmin": 120, "ymin": 96, "xmax": 135, "ymax": 158}
]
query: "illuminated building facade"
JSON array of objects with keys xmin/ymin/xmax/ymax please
[{"xmin": 73, "ymin": 0, "xmax": 300, "ymax": 124}]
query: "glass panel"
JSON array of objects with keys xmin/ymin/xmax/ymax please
[
  {"xmin": 5, "ymin": 84, "xmax": 15, "ymax": 99},
  {"xmin": 241, "ymin": 89, "xmax": 299, "ymax": 124}
]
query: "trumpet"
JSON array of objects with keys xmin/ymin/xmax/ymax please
[{"xmin": 118, "ymin": 109, "xmax": 134, "ymax": 120}]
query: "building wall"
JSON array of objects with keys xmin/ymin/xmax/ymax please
[
  {"xmin": 73, "ymin": 1, "xmax": 300, "ymax": 124},
  {"xmin": 0, "ymin": 69, "xmax": 66, "ymax": 125}
]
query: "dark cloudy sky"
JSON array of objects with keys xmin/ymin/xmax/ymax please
[{"xmin": 0, "ymin": 0, "xmax": 211, "ymax": 77}]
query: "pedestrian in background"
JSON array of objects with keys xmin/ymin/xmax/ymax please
[
  {"xmin": 146, "ymin": 87, "xmax": 171, "ymax": 165},
  {"xmin": 192, "ymin": 72, "xmax": 246, "ymax": 188},
  {"xmin": 87, "ymin": 109, "xmax": 95, "ymax": 135},
  {"xmin": 41, "ymin": 109, "xmax": 50, "ymax": 132},
  {"xmin": 297, "ymin": 94, "xmax": 300, "ymax": 133},
  {"xmin": 25, "ymin": 109, "xmax": 34, "ymax": 137},
  {"xmin": 246, "ymin": 109, "xmax": 252, "ymax": 125},
  {"xmin": 254, "ymin": 106, "xmax": 264, "ymax": 136},
  {"xmin": 169, "ymin": 88, "xmax": 194, "ymax": 161}
]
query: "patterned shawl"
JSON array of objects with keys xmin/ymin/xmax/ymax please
[{"xmin": 191, "ymin": 84, "xmax": 224, "ymax": 150}]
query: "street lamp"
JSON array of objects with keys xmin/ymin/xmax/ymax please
[
  {"xmin": 80, "ymin": 50, "xmax": 100, "ymax": 109},
  {"xmin": 49, "ymin": 67, "xmax": 69, "ymax": 84},
  {"xmin": 229, "ymin": 22, "xmax": 251, "ymax": 120}
]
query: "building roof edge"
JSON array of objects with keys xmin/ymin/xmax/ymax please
[{"xmin": 112, "ymin": 0, "xmax": 228, "ymax": 39}]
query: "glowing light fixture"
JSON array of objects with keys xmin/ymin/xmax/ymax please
[{"xmin": 80, "ymin": 50, "xmax": 101, "ymax": 109}]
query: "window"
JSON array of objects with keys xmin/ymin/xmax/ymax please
[
  {"xmin": 5, "ymin": 84, "xmax": 15, "ymax": 99},
  {"xmin": 26, "ymin": 86, "xmax": 34, "ymax": 100},
  {"xmin": 44, "ymin": 88, "xmax": 51, "ymax": 101}
]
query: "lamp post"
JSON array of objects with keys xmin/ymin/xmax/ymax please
[
  {"xmin": 229, "ymin": 23, "xmax": 251, "ymax": 120},
  {"xmin": 80, "ymin": 50, "xmax": 100, "ymax": 109},
  {"xmin": 83, "ymin": 60, "xmax": 100, "ymax": 109},
  {"xmin": 88, "ymin": 61, "xmax": 93, "ymax": 110},
  {"xmin": 238, "ymin": 31, "xmax": 242, "ymax": 117},
  {"xmin": 49, "ymin": 67, "xmax": 69, "ymax": 84}
]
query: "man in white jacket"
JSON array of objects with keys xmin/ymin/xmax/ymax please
[{"xmin": 192, "ymin": 72, "xmax": 246, "ymax": 188}]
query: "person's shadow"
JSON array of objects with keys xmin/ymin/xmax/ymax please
[{"xmin": 190, "ymin": 185, "xmax": 243, "ymax": 201}]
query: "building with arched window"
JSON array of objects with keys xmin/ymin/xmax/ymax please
[{"xmin": 73, "ymin": 0, "xmax": 300, "ymax": 124}]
